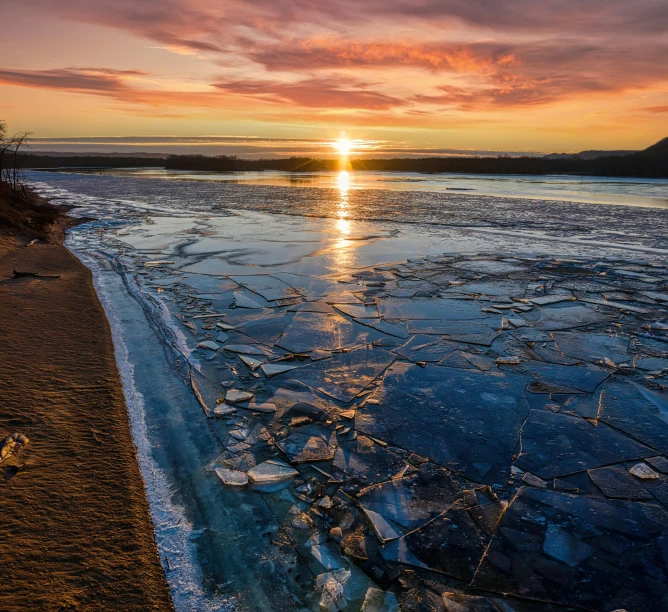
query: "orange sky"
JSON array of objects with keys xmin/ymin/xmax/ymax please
[{"xmin": 1, "ymin": 1, "xmax": 668, "ymax": 156}]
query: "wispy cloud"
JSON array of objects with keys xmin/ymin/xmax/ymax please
[
  {"xmin": 0, "ymin": 67, "xmax": 408, "ymax": 112},
  {"xmin": 212, "ymin": 77, "xmax": 406, "ymax": 110},
  {"xmin": 0, "ymin": 67, "xmax": 148, "ymax": 95},
  {"xmin": 27, "ymin": 135, "xmax": 546, "ymax": 158},
  {"xmin": 4, "ymin": 0, "xmax": 668, "ymax": 146}
]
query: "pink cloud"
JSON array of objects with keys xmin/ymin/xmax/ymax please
[
  {"xmin": 9, "ymin": 0, "xmax": 668, "ymax": 115},
  {"xmin": 0, "ymin": 67, "xmax": 148, "ymax": 91},
  {"xmin": 212, "ymin": 77, "xmax": 405, "ymax": 110},
  {"xmin": 0, "ymin": 67, "xmax": 407, "ymax": 112}
]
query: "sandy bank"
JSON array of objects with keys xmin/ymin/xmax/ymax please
[{"xmin": 0, "ymin": 193, "xmax": 173, "ymax": 611}]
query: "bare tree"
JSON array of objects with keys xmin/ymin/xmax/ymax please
[
  {"xmin": 0, "ymin": 124, "xmax": 32, "ymax": 193},
  {"xmin": 10, "ymin": 131, "xmax": 32, "ymax": 192},
  {"xmin": 0, "ymin": 120, "xmax": 8, "ymax": 188}
]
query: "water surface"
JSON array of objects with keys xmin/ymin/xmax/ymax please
[{"xmin": 51, "ymin": 167, "xmax": 668, "ymax": 208}]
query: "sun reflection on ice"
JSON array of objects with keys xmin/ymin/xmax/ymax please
[
  {"xmin": 333, "ymin": 170, "xmax": 355, "ymax": 268},
  {"xmin": 337, "ymin": 170, "xmax": 350, "ymax": 215},
  {"xmin": 337, "ymin": 169, "xmax": 350, "ymax": 196},
  {"xmin": 336, "ymin": 170, "xmax": 351, "ymax": 234}
]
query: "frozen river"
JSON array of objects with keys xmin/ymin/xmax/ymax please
[
  {"xmin": 27, "ymin": 170, "xmax": 668, "ymax": 611},
  {"xmin": 61, "ymin": 167, "xmax": 668, "ymax": 209}
]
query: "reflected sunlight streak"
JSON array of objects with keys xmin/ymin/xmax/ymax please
[
  {"xmin": 337, "ymin": 170, "xmax": 350, "ymax": 224},
  {"xmin": 336, "ymin": 217, "xmax": 351, "ymax": 235},
  {"xmin": 333, "ymin": 168, "xmax": 354, "ymax": 268}
]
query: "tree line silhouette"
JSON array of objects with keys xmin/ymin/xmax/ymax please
[{"xmin": 14, "ymin": 137, "xmax": 668, "ymax": 178}]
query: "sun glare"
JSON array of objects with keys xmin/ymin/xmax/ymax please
[
  {"xmin": 334, "ymin": 133, "xmax": 352, "ymax": 157},
  {"xmin": 335, "ymin": 137, "xmax": 351, "ymax": 156}
]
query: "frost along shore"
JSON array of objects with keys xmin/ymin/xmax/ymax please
[{"xmin": 28, "ymin": 170, "xmax": 668, "ymax": 611}]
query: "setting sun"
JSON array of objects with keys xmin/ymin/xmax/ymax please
[{"xmin": 334, "ymin": 135, "xmax": 352, "ymax": 157}]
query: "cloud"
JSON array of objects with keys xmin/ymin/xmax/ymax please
[
  {"xmin": 25, "ymin": 0, "xmax": 668, "ymax": 42},
  {"xmin": 212, "ymin": 77, "xmax": 405, "ymax": 110},
  {"xmin": 10, "ymin": 0, "xmax": 668, "ymax": 116},
  {"xmin": 26, "ymin": 135, "xmax": 544, "ymax": 157},
  {"xmin": 243, "ymin": 39, "xmax": 512, "ymax": 74},
  {"xmin": 640, "ymin": 106, "xmax": 668, "ymax": 114},
  {"xmin": 0, "ymin": 67, "xmax": 148, "ymax": 96},
  {"xmin": 0, "ymin": 67, "xmax": 407, "ymax": 112}
]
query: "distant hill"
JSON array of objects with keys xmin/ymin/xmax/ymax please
[
  {"xmin": 544, "ymin": 149, "xmax": 636, "ymax": 160},
  {"xmin": 544, "ymin": 137, "xmax": 668, "ymax": 161},
  {"xmin": 642, "ymin": 137, "xmax": 668, "ymax": 156}
]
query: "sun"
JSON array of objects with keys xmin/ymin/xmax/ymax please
[{"xmin": 334, "ymin": 135, "xmax": 352, "ymax": 157}]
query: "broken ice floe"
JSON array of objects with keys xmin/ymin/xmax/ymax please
[{"xmin": 127, "ymin": 247, "xmax": 668, "ymax": 609}]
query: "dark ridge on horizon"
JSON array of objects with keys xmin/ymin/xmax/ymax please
[{"xmin": 17, "ymin": 137, "xmax": 668, "ymax": 179}]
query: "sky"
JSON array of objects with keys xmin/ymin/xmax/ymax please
[{"xmin": 1, "ymin": 1, "xmax": 668, "ymax": 157}]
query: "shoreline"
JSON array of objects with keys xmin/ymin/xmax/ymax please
[{"xmin": 0, "ymin": 193, "xmax": 173, "ymax": 611}]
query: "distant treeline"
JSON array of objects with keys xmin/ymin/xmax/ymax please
[
  {"xmin": 17, "ymin": 155, "xmax": 167, "ymax": 169},
  {"xmin": 355, "ymin": 152, "xmax": 668, "ymax": 177},
  {"xmin": 16, "ymin": 142, "xmax": 668, "ymax": 178}
]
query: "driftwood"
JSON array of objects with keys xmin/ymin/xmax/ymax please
[{"xmin": 12, "ymin": 270, "xmax": 60, "ymax": 279}]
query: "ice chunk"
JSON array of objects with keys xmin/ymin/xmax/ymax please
[
  {"xmin": 355, "ymin": 318, "xmax": 409, "ymax": 339},
  {"xmin": 288, "ymin": 301, "xmax": 337, "ymax": 313},
  {"xmin": 317, "ymin": 570, "xmax": 350, "ymax": 612},
  {"xmin": 629, "ymin": 463, "xmax": 660, "ymax": 480},
  {"xmin": 589, "ymin": 465, "xmax": 652, "ymax": 499},
  {"xmin": 244, "ymin": 400, "xmax": 276, "ymax": 413},
  {"xmin": 237, "ymin": 354, "xmax": 264, "ymax": 370},
  {"xmin": 535, "ymin": 304, "xmax": 612, "ymax": 331},
  {"xmin": 197, "ymin": 340, "xmax": 220, "ymax": 351},
  {"xmin": 515, "ymin": 410, "xmax": 654, "ymax": 478},
  {"xmin": 225, "ymin": 389, "xmax": 254, "ymax": 403},
  {"xmin": 393, "ymin": 335, "xmax": 460, "ymax": 363},
  {"xmin": 288, "ymin": 347, "xmax": 395, "ymax": 402},
  {"xmin": 521, "ymin": 361, "xmax": 609, "ymax": 393},
  {"xmin": 552, "ymin": 332, "xmax": 630, "ymax": 365},
  {"xmin": 233, "ymin": 292, "xmax": 264, "ymax": 309},
  {"xmin": 580, "ymin": 297, "xmax": 650, "ymax": 314},
  {"xmin": 473, "ymin": 487, "xmax": 668, "ymax": 610},
  {"xmin": 357, "ymin": 464, "xmax": 460, "ymax": 532},
  {"xmin": 230, "ymin": 274, "xmax": 299, "ymax": 301},
  {"xmin": 452, "ymin": 259, "xmax": 527, "ymax": 274},
  {"xmin": 277, "ymin": 312, "xmax": 365, "ymax": 353},
  {"xmin": 248, "ymin": 461, "xmax": 298, "ymax": 488},
  {"xmin": 360, "ymin": 588, "xmax": 400, "ymax": 612},
  {"xmin": 378, "ymin": 298, "xmax": 486, "ymax": 320},
  {"xmin": 446, "ymin": 279, "xmax": 527, "ymax": 297},
  {"xmin": 543, "ymin": 524, "xmax": 594, "ymax": 567},
  {"xmin": 598, "ymin": 381, "xmax": 668, "ymax": 454},
  {"xmin": 215, "ymin": 467, "xmax": 248, "ymax": 486},
  {"xmin": 212, "ymin": 404, "xmax": 237, "ymax": 417},
  {"xmin": 496, "ymin": 356, "xmax": 520, "ymax": 365},
  {"xmin": 224, "ymin": 344, "xmax": 271, "ymax": 355},
  {"xmin": 399, "ymin": 500, "xmax": 488, "ymax": 581},
  {"xmin": 277, "ymin": 431, "xmax": 336, "ymax": 463},
  {"xmin": 357, "ymin": 363, "xmax": 531, "ymax": 483},
  {"xmin": 333, "ymin": 436, "xmax": 407, "ymax": 487},
  {"xmin": 530, "ymin": 295, "xmax": 575, "ymax": 306},
  {"xmin": 333, "ymin": 304, "xmax": 379, "ymax": 318},
  {"xmin": 261, "ymin": 362, "xmax": 302, "ymax": 377},
  {"xmin": 311, "ymin": 544, "xmax": 346, "ymax": 570},
  {"xmin": 362, "ymin": 508, "xmax": 406, "ymax": 543}
]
